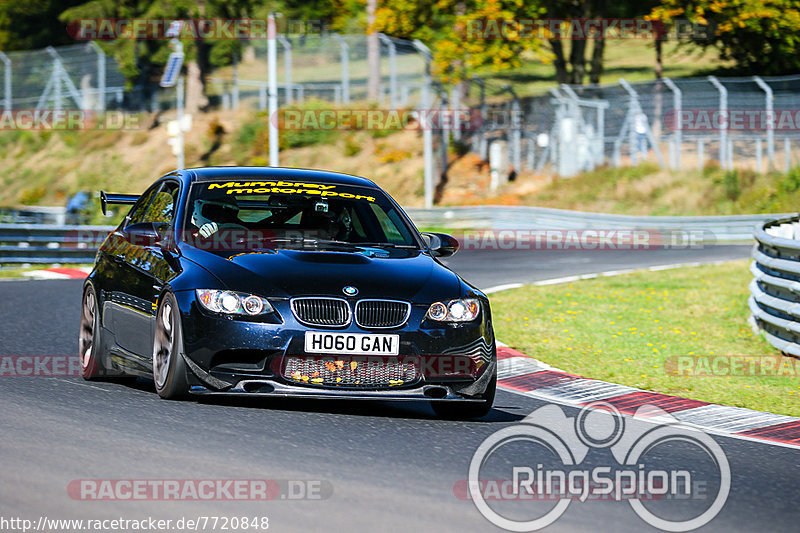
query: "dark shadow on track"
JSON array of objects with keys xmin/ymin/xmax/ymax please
[{"xmin": 114, "ymin": 377, "xmax": 525, "ymax": 422}]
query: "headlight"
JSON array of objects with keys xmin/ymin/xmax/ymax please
[
  {"xmin": 426, "ymin": 298, "xmax": 480, "ymax": 322},
  {"xmin": 195, "ymin": 289, "xmax": 274, "ymax": 316}
]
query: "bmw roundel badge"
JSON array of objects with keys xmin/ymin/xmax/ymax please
[{"xmin": 343, "ymin": 286, "xmax": 359, "ymax": 296}]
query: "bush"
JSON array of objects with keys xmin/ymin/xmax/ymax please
[
  {"xmin": 343, "ymin": 135, "xmax": 362, "ymax": 157},
  {"xmin": 722, "ymin": 170, "xmax": 740, "ymax": 201}
]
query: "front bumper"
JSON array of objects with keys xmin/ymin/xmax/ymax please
[{"xmin": 174, "ymin": 290, "xmax": 496, "ymax": 400}]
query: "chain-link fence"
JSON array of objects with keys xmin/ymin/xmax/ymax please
[
  {"xmin": 3, "ymin": 39, "xmax": 800, "ymax": 203},
  {"xmin": 0, "ymin": 43, "xmax": 126, "ymax": 111},
  {"xmin": 207, "ymin": 34, "xmax": 429, "ymax": 110},
  {"xmin": 462, "ymin": 75, "xmax": 800, "ymax": 179}
]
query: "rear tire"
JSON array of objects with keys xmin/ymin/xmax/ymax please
[
  {"xmin": 153, "ymin": 292, "xmax": 190, "ymax": 400},
  {"xmin": 432, "ymin": 371, "xmax": 496, "ymax": 420},
  {"xmin": 78, "ymin": 284, "xmax": 104, "ymax": 380}
]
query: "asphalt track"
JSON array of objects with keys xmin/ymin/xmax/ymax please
[{"xmin": 1, "ymin": 244, "xmax": 799, "ymax": 533}]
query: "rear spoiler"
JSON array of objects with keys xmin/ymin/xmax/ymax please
[{"xmin": 100, "ymin": 191, "xmax": 139, "ymax": 215}]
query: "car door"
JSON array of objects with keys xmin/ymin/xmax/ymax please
[{"xmin": 109, "ymin": 180, "xmax": 180, "ymax": 367}]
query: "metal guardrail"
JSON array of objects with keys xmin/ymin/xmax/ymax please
[
  {"xmin": 750, "ymin": 215, "xmax": 800, "ymax": 357},
  {"xmin": 407, "ymin": 206, "xmax": 791, "ymax": 241},
  {"xmin": 0, "ymin": 224, "xmax": 113, "ymax": 264}
]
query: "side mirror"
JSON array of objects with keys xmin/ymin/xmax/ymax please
[
  {"xmin": 421, "ymin": 232, "xmax": 460, "ymax": 258},
  {"xmin": 123, "ymin": 222, "xmax": 168, "ymax": 247}
]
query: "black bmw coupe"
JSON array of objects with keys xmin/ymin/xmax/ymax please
[{"xmin": 79, "ymin": 167, "xmax": 496, "ymax": 418}]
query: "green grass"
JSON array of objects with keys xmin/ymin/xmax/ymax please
[
  {"xmin": 522, "ymin": 164, "xmax": 800, "ymax": 216},
  {"xmin": 477, "ymin": 40, "xmax": 732, "ymax": 99},
  {"xmin": 490, "ymin": 260, "xmax": 800, "ymax": 416}
]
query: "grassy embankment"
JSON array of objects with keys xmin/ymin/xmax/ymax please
[{"xmin": 491, "ymin": 260, "xmax": 800, "ymax": 416}]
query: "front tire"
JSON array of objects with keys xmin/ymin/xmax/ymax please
[
  {"xmin": 153, "ymin": 292, "xmax": 190, "ymax": 400},
  {"xmin": 79, "ymin": 284, "xmax": 104, "ymax": 380},
  {"xmin": 432, "ymin": 371, "xmax": 496, "ymax": 420}
]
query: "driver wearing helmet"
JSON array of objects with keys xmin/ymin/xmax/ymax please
[{"xmin": 191, "ymin": 198, "xmax": 245, "ymax": 238}]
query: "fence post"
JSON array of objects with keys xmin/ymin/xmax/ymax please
[
  {"xmin": 450, "ymin": 85, "xmax": 461, "ymax": 142},
  {"xmin": 785, "ymin": 138, "xmax": 791, "ymax": 172},
  {"xmin": 663, "ymin": 78, "xmax": 681, "ymax": 169},
  {"xmin": 0, "ymin": 52, "xmax": 10, "ymax": 112},
  {"xmin": 707, "ymin": 76, "xmax": 727, "ymax": 169},
  {"xmin": 267, "ymin": 13, "xmax": 279, "ymax": 166},
  {"xmin": 440, "ymin": 89, "xmax": 449, "ymax": 180},
  {"xmin": 697, "ymin": 139, "xmax": 704, "ymax": 169},
  {"xmin": 89, "ymin": 42, "xmax": 106, "ymax": 112},
  {"xmin": 277, "ymin": 34, "xmax": 292, "ymax": 105},
  {"xmin": 753, "ymin": 76, "xmax": 774, "ymax": 170},
  {"xmin": 756, "ymin": 138, "xmax": 763, "ymax": 173},
  {"xmin": 232, "ymin": 54, "xmax": 239, "ymax": 110},
  {"xmin": 472, "ymin": 76, "xmax": 487, "ymax": 159},
  {"xmin": 378, "ymin": 34, "xmax": 397, "ymax": 108},
  {"xmin": 619, "ymin": 78, "xmax": 665, "ymax": 168},
  {"xmin": 413, "ymin": 39, "xmax": 434, "ymax": 208},
  {"xmin": 506, "ymin": 85, "xmax": 521, "ymax": 173},
  {"xmin": 332, "ymin": 34, "xmax": 350, "ymax": 104}
]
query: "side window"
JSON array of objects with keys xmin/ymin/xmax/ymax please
[
  {"xmin": 142, "ymin": 182, "xmax": 179, "ymax": 224},
  {"xmin": 368, "ymin": 203, "xmax": 410, "ymax": 244},
  {"xmin": 125, "ymin": 185, "xmax": 160, "ymax": 225}
]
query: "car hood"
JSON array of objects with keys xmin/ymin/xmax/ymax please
[{"xmin": 180, "ymin": 246, "xmax": 463, "ymax": 301}]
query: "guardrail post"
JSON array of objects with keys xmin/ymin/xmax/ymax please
[
  {"xmin": 277, "ymin": 34, "xmax": 292, "ymax": 105},
  {"xmin": 378, "ymin": 34, "xmax": 397, "ymax": 108},
  {"xmin": 332, "ymin": 34, "xmax": 350, "ymax": 104},
  {"xmin": 0, "ymin": 52, "xmax": 10, "ymax": 112},
  {"xmin": 707, "ymin": 76, "xmax": 727, "ymax": 169},
  {"xmin": 753, "ymin": 76, "xmax": 774, "ymax": 170},
  {"xmin": 413, "ymin": 39, "xmax": 434, "ymax": 208},
  {"xmin": 663, "ymin": 78, "xmax": 681, "ymax": 169}
]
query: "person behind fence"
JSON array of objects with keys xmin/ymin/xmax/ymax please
[{"xmin": 634, "ymin": 111, "xmax": 649, "ymax": 157}]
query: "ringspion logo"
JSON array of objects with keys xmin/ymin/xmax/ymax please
[{"xmin": 464, "ymin": 402, "xmax": 729, "ymax": 531}]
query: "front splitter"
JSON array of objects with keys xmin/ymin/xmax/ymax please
[{"xmin": 189, "ymin": 380, "xmax": 483, "ymax": 402}]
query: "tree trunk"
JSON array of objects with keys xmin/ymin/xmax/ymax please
[
  {"xmin": 550, "ymin": 39, "xmax": 568, "ymax": 84},
  {"xmin": 589, "ymin": 36, "xmax": 605, "ymax": 84},
  {"xmin": 366, "ymin": 0, "xmax": 380, "ymax": 102},
  {"xmin": 569, "ymin": 39, "xmax": 587, "ymax": 85},
  {"xmin": 655, "ymin": 34, "xmax": 664, "ymax": 79}
]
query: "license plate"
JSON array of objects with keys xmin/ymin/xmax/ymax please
[{"xmin": 304, "ymin": 332, "xmax": 400, "ymax": 355}]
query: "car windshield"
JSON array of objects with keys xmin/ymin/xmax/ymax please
[{"xmin": 182, "ymin": 179, "xmax": 419, "ymax": 251}]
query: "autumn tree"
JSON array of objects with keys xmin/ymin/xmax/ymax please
[{"xmin": 649, "ymin": 0, "xmax": 800, "ymax": 75}]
